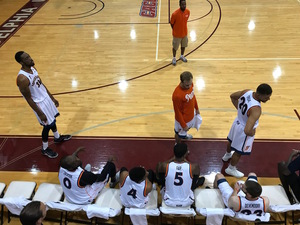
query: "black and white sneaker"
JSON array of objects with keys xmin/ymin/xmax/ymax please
[
  {"xmin": 54, "ymin": 134, "xmax": 72, "ymax": 143},
  {"xmin": 41, "ymin": 147, "xmax": 58, "ymax": 158}
]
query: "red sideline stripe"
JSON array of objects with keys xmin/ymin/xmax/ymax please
[
  {"xmin": 0, "ymin": 0, "xmax": 48, "ymax": 48},
  {"xmin": 294, "ymin": 109, "xmax": 300, "ymax": 120}
]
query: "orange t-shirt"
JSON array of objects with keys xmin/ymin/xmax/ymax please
[
  {"xmin": 170, "ymin": 8, "xmax": 190, "ymax": 38},
  {"xmin": 172, "ymin": 83, "xmax": 198, "ymax": 128}
]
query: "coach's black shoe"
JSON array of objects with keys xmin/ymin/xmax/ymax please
[
  {"xmin": 42, "ymin": 147, "xmax": 58, "ymax": 159},
  {"xmin": 54, "ymin": 134, "xmax": 72, "ymax": 143}
]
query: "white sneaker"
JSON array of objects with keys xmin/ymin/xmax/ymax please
[
  {"xmin": 180, "ymin": 55, "xmax": 187, "ymax": 62},
  {"xmin": 222, "ymin": 151, "xmax": 234, "ymax": 162},
  {"xmin": 225, "ymin": 167, "xmax": 244, "ymax": 178},
  {"xmin": 185, "ymin": 134, "xmax": 193, "ymax": 140},
  {"xmin": 172, "ymin": 57, "xmax": 176, "ymax": 66},
  {"xmin": 84, "ymin": 164, "xmax": 91, "ymax": 172}
]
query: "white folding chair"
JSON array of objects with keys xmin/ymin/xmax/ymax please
[
  {"xmin": 262, "ymin": 185, "xmax": 299, "ymax": 224},
  {"xmin": 124, "ymin": 190, "xmax": 160, "ymax": 225},
  {"xmin": 0, "ymin": 182, "xmax": 6, "ymax": 225},
  {"xmin": 159, "ymin": 193, "xmax": 196, "ymax": 225},
  {"xmin": 2, "ymin": 181, "xmax": 36, "ymax": 223},
  {"xmin": 33, "ymin": 183, "xmax": 64, "ymax": 225},
  {"xmin": 92, "ymin": 188, "xmax": 123, "ymax": 224}
]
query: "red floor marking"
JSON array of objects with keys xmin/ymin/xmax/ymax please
[{"xmin": 0, "ymin": 136, "xmax": 300, "ymax": 177}]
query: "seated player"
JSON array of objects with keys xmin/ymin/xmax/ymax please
[
  {"xmin": 214, "ymin": 172, "xmax": 269, "ymax": 218},
  {"xmin": 58, "ymin": 147, "xmax": 118, "ymax": 204},
  {"xmin": 278, "ymin": 149, "xmax": 300, "ymax": 203},
  {"xmin": 156, "ymin": 143, "xmax": 204, "ymax": 207},
  {"xmin": 119, "ymin": 166, "xmax": 156, "ymax": 208}
]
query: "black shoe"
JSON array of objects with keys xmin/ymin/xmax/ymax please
[
  {"xmin": 42, "ymin": 147, "xmax": 58, "ymax": 158},
  {"xmin": 196, "ymin": 177, "xmax": 205, "ymax": 187},
  {"xmin": 54, "ymin": 134, "xmax": 72, "ymax": 143}
]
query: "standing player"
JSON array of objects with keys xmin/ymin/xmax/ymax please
[
  {"xmin": 15, "ymin": 51, "xmax": 71, "ymax": 158},
  {"xmin": 172, "ymin": 71, "xmax": 200, "ymax": 144},
  {"xmin": 170, "ymin": 0, "xmax": 190, "ymax": 66},
  {"xmin": 222, "ymin": 84, "xmax": 272, "ymax": 178}
]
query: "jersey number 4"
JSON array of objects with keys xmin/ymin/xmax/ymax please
[
  {"xmin": 238, "ymin": 96, "xmax": 248, "ymax": 115},
  {"xmin": 127, "ymin": 188, "xmax": 137, "ymax": 199}
]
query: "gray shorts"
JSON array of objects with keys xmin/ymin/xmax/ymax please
[{"xmin": 172, "ymin": 36, "xmax": 188, "ymax": 51}]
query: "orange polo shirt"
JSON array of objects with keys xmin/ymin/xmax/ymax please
[
  {"xmin": 170, "ymin": 8, "xmax": 190, "ymax": 38},
  {"xmin": 172, "ymin": 83, "xmax": 198, "ymax": 128}
]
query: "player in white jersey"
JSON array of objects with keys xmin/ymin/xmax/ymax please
[
  {"xmin": 119, "ymin": 166, "xmax": 155, "ymax": 208},
  {"xmin": 58, "ymin": 147, "xmax": 118, "ymax": 204},
  {"xmin": 156, "ymin": 143, "xmax": 204, "ymax": 207},
  {"xmin": 222, "ymin": 84, "xmax": 272, "ymax": 178},
  {"xmin": 15, "ymin": 51, "xmax": 71, "ymax": 159},
  {"xmin": 214, "ymin": 172, "xmax": 269, "ymax": 219}
]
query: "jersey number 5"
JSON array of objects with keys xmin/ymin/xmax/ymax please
[
  {"xmin": 238, "ymin": 96, "xmax": 248, "ymax": 115},
  {"xmin": 174, "ymin": 172, "xmax": 183, "ymax": 186}
]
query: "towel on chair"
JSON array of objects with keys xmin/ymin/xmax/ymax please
[
  {"xmin": 46, "ymin": 201, "xmax": 86, "ymax": 211},
  {"xmin": 269, "ymin": 204, "xmax": 300, "ymax": 212},
  {"xmin": 0, "ymin": 197, "xmax": 30, "ymax": 215},
  {"xmin": 85, "ymin": 205, "xmax": 111, "ymax": 219},
  {"xmin": 199, "ymin": 208, "xmax": 232, "ymax": 225},
  {"xmin": 128, "ymin": 211, "xmax": 147, "ymax": 225}
]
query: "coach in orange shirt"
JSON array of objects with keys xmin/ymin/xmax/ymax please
[
  {"xmin": 172, "ymin": 71, "xmax": 200, "ymax": 143},
  {"xmin": 170, "ymin": 0, "xmax": 190, "ymax": 66}
]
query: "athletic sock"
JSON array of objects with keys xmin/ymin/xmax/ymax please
[
  {"xmin": 42, "ymin": 142, "xmax": 48, "ymax": 150},
  {"xmin": 53, "ymin": 131, "xmax": 60, "ymax": 139},
  {"xmin": 228, "ymin": 164, "xmax": 236, "ymax": 170}
]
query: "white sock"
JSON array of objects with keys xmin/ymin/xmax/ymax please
[
  {"xmin": 42, "ymin": 142, "xmax": 48, "ymax": 150},
  {"xmin": 53, "ymin": 131, "xmax": 60, "ymax": 139},
  {"xmin": 228, "ymin": 164, "xmax": 236, "ymax": 170}
]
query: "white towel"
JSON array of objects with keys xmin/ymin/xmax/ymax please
[
  {"xmin": 0, "ymin": 197, "xmax": 30, "ymax": 215},
  {"xmin": 194, "ymin": 114, "xmax": 202, "ymax": 131},
  {"xmin": 85, "ymin": 205, "xmax": 110, "ymax": 219},
  {"xmin": 206, "ymin": 208, "xmax": 224, "ymax": 225},
  {"xmin": 197, "ymin": 208, "xmax": 235, "ymax": 217},
  {"xmin": 46, "ymin": 201, "xmax": 86, "ymax": 211},
  {"xmin": 125, "ymin": 208, "xmax": 160, "ymax": 216},
  {"xmin": 129, "ymin": 214, "xmax": 148, "ymax": 225},
  {"xmin": 159, "ymin": 206, "xmax": 196, "ymax": 216},
  {"xmin": 269, "ymin": 204, "xmax": 300, "ymax": 212}
]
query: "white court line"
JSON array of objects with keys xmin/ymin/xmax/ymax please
[
  {"xmin": 156, "ymin": 57, "xmax": 300, "ymax": 61},
  {"xmin": 155, "ymin": 0, "xmax": 162, "ymax": 61}
]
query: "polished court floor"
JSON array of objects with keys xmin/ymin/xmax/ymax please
[{"xmin": 1, "ymin": 0, "xmax": 300, "ymax": 175}]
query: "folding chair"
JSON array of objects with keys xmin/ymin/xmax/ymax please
[
  {"xmin": 262, "ymin": 185, "xmax": 300, "ymax": 225},
  {"xmin": 1, "ymin": 181, "xmax": 36, "ymax": 223},
  {"xmin": 0, "ymin": 182, "xmax": 6, "ymax": 225},
  {"xmin": 194, "ymin": 188, "xmax": 234, "ymax": 225},
  {"xmin": 124, "ymin": 189, "xmax": 160, "ymax": 225},
  {"xmin": 93, "ymin": 188, "xmax": 123, "ymax": 224},
  {"xmin": 159, "ymin": 197, "xmax": 196, "ymax": 225},
  {"xmin": 33, "ymin": 183, "xmax": 64, "ymax": 225}
]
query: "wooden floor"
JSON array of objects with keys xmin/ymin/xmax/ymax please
[{"xmin": 1, "ymin": 0, "xmax": 300, "ymax": 224}]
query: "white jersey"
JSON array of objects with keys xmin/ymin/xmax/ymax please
[
  {"xmin": 237, "ymin": 91, "xmax": 261, "ymax": 128},
  {"xmin": 238, "ymin": 196, "xmax": 266, "ymax": 216},
  {"xmin": 120, "ymin": 175, "xmax": 149, "ymax": 208},
  {"xmin": 163, "ymin": 162, "xmax": 194, "ymax": 207},
  {"xmin": 59, "ymin": 166, "xmax": 107, "ymax": 205},
  {"xmin": 18, "ymin": 67, "xmax": 48, "ymax": 103}
]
